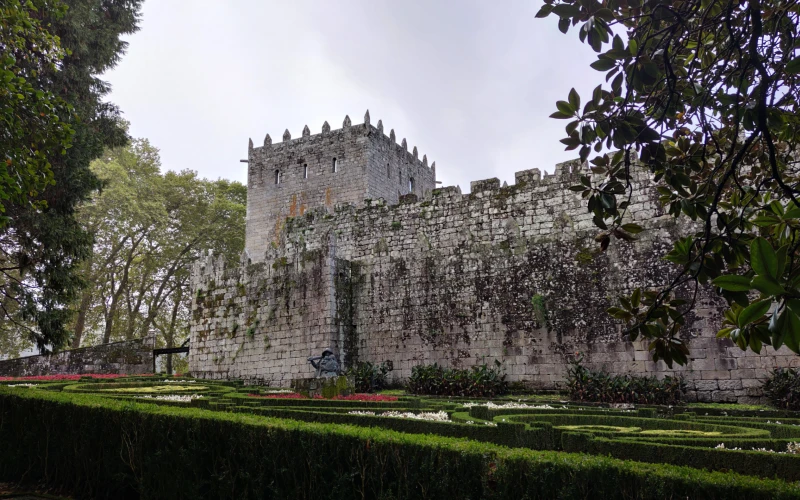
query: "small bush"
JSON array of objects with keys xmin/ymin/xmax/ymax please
[
  {"xmin": 567, "ymin": 355, "xmax": 684, "ymax": 405},
  {"xmin": 764, "ymin": 368, "xmax": 800, "ymax": 411},
  {"xmin": 407, "ymin": 362, "xmax": 508, "ymax": 397},
  {"xmin": 346, "ymin": 361, "xmax": 389, "ymax": 393}
]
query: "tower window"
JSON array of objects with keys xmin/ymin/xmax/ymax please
[
  {"xmin": 398, "ymin": 169, "xmax": 402, "ymax": 183},
  {"xmin": 387, "ymin": 163, "xmax": 390, "ymax": 177},
  {"xmin": 409, "ymin": 177, "xmax": 415, "ymax": 193},
  {"xmin": 332, "ymin": 158, "xmax": 338, "ymax": 173},
  {"xmin": 274, "ymin": 170, "xmax": 281, "ymax": 185},
  {"xmin": 303, "ymin": 164, "xmax": 308, "ymax": 179}
]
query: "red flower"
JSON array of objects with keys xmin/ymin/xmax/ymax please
[{"xmin": 0, "ymin": 373, "xmax": 154, "ymax": 382}]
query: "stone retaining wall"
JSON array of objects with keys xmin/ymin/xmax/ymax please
[{"xmin": 0, "ymin": 338, "xmax": 155, "ymax": 377}]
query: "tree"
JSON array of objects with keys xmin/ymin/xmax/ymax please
[
  {"xmin": 538, "ymin": 0, "xmax": 800, "ymax": 365},
  {"xmin": 0, "ymin": 0, "xmax": 142, "ymax": 353},
  {"xmin": 0, "ymin": 1, "xmax": 73, "ymax": 226},
  {"xmin": 71, "ymin": 139, "xmax": 246, "ymax": 370}
]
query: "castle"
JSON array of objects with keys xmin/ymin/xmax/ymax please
[{"xmin": 189, "ymin": 112, "xmax": 796, "ymax": 403}]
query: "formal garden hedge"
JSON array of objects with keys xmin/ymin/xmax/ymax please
[{"xmin": 2, "ymin": 377, "xmax": 800, "ymax": 499}]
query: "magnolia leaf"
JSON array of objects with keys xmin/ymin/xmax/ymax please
[
  {"xmin": 750, "ymin": 275, "xmax": 785, "ymax": 296},
  {"xmin": 711, "ymin": 275, "xmax": 752, "ymax": 292},
  {"xmin": 750, "ymin": 237, "xmax": 778, "ymax": 279},
  {"xmin": 787, "ymin": 57, "xmax": 800, "ymax": 74},
  {"xmin": 738, "ymin": 299, "xmax": 771, "ymax": 328}
]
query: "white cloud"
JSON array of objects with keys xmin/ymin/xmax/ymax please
[{"xmin": 105, "ymin": 0, "xmax": 601, "ymax": 191}]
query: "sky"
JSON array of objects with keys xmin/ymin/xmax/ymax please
[{"xmin": 104, "ymin": 0, "xmax": 600, "ymax": 192}]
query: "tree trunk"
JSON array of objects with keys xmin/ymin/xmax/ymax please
[{"xmin": 71, "ymin": 289, "xmax": 92, "ymax": 348}]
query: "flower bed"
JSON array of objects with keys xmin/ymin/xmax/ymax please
[
  {"xmin": 0, "ymin": 374, "xmax": 151, "ymax": 382},
  {"xmin": 332, "ymin": 393, "xmax": 398, "ymax": 402},
  {"xmin": 247, "ymin": 393, "xmax": 398, "ymax": 401},
  {"xmin": 135, "ymin": 394, "xmax": 204, "ymax": 402},
  {"xmin": 347, "ymin": 410, "xmax": 449, "ymax": 421}
]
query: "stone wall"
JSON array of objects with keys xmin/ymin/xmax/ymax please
[
  {"xmin": 245, "ymin": 112, "xmax": 435, "ymax": 261},
  {"xmin": 191, "ymin": 155, "xmax": 799, "ymax": 403},
  {"xmin": 0, "ymin": 337, "xmax": 155, "ymax": 377},
  {"xmin": 188, "ymin": 248, "xmax": 353, "ymax": 382}
]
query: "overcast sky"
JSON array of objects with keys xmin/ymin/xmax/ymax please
[{"xmin": 104, "ymin": 0, "xmax": 599, "ymax": 192}]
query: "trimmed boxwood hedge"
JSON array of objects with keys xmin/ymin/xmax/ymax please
[
  {"xmin": 562, "ymin": 432, "xmax": 800, "ymax": 481},
  {"xmin": 3, "ymin": 387, "xmax": 800, "ymax": 499}
]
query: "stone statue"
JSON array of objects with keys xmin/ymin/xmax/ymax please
[{"xmin": 307, "ymin": 349, "xmax": 340, "ymax": 378}]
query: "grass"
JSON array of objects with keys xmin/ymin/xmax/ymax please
[
  {"xmin": 558, "ymin": 425, "xmax": 641, "ymax": 433},
  {"xmin": 688, "ymin": 402, "xmax": 775, "ymax": 411},
  {"xmin": 638, "ymin": 429, "xmax": 722, "ymax": 436}
]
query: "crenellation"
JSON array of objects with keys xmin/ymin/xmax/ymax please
[{"xmin": 192, "ymin": 113, "xmax": 784, "ymax": 403}]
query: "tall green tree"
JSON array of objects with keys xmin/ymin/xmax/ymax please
[
  {"xmin": 0, "ymin": 1, "xmax": 73, "ymax": 226},
  {"xmin": 0, "ymin": 0, "xmax": 142, "ymax": 354},
  {"xmin": 539, "ymin": 0, "xmax": 800, "ymax": 365},
  {"xmin": 71, "ymin": 140, "xmax": 246, "ymax": 363}
]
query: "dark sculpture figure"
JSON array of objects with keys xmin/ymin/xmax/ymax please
[{"xmin": 307, "ymin": 349, "xmax": 340, "ymax": 378}]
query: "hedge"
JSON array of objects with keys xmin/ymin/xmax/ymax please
[
  {"xmin": 3, "ymin": 388, "xmax": 800, "ymax": 499},
  {"xmin": 247, "ymin": 406, "xmax": 555, "ymax": 449},
  {"xmin": 562, "ymin": 432, "xmax": 800, "ymax": 481}
]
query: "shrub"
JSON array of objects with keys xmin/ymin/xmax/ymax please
[
  {"xmin": 3, "ymin": 388, "xmax": 800, "ymax": 499},
  {"xmin": 764, "ymin": 368, "xmax": 800, "ymax": 411},
  {"xmin": 567, "ymin": 356, "xmax": 684, "ymax": 405},
  {"xmin": 407, "ymin": 362, "xmax": 508, "ymax": 397},
  {"xmin": 346, "ymin": 361, "xmax": 389, "ymax": 393}
]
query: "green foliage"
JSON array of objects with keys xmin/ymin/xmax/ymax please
[
  {"xmin": 539, "ymin": 0, "xmax": 800, "ymax": 365},
  {"xmin": 0, "ymin": 0, "xmax": 72, "ymax": 225},
  {"xmin": 764, "ymin": 368, "xmax": 800, "ymax": 411},
  {"xmin": 1, "ymin": 0, "xmax": 142, "ymax": 353},
  {"xmin": 346, "ymin": 361, "xmax": 389, "ymax": 393},
  {"xmin": 3, "ymin": 387, "xmax": 800, "ymax": 499},
  {"xmin": 407, "ymin": 362, "xmax": 508, "ymax": 397},
  {"xmin": 567, "ymin": 355, "xmax": 684, "ymax": 405},
  {"xmin": 69, "ymin": 139, "xmax": 247, "ymax": 353},
  {"xmin": 531, "ymin": 294, "xmax": 550, "ymax": 328}
]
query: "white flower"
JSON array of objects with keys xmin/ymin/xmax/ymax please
[
  {"xmin": 135, "ymin": 394, "xmax": 203, "ymax": 402},
  {"xmin": 379, "ymin": 411, "xmax": 450, "ymax": 421},
  {"xmin": 6, "ymin": 383, "xmax": 37, "ymax": 388},
  {"xmin": 461, "ymin": 402, "xmax": 559, "ymax": 410},
  {"xmin": 162, "ymin": 379, "xmax": 197, "ymax": 383},
  {"xmin": 347, "ymin": 411, "xmax": 376, "ymax": 416}
]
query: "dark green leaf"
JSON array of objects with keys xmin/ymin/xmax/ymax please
[
  {"xmin": 711, "ymin": 275, "xmax": 752, "ymax": 292},
  {"xmin": 556, "ymin": 100, "xmax": 575, "ymax": 115},
  {"xmin": 590, "ymin": 57, "xmax": 616, "ymax": 71},
  {"xmin": 737, "ymin": 299, "xmax": 771, "ymax": 328},
  {"xmin": 787, "ymin": 57, "xmax": 800, "ymax": 74},
  {"xmin": 750, "ymin": 275, "xmax": 785, "ymax": 296},
  {"xmin": 750, "ymin": 237, "xmax": 778, "ymax": 279},
  {"xmin": 568, "ymin": 88, "xmax": 580, "ymax": 111}
]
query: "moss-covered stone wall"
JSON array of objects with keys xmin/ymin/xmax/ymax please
[{"xmin": 190, "ymin": 159, "xmax": 798, "ymax": 403}]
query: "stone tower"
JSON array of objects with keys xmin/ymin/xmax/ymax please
[{"xmin": 244, "ymin": 111, "xmax": 436, "ymax": 261}]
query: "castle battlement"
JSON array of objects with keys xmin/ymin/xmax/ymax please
[
  {"xmin": 244, "ymin": 111, "xmax": 437, "ymax": 262},
  {"xmin": 246, "ymin": 111, "xmax": 435, "ymax": 184},
  {"xmin": 189, "ymin": 113, "xmax": 793, "ymax": 404}
]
